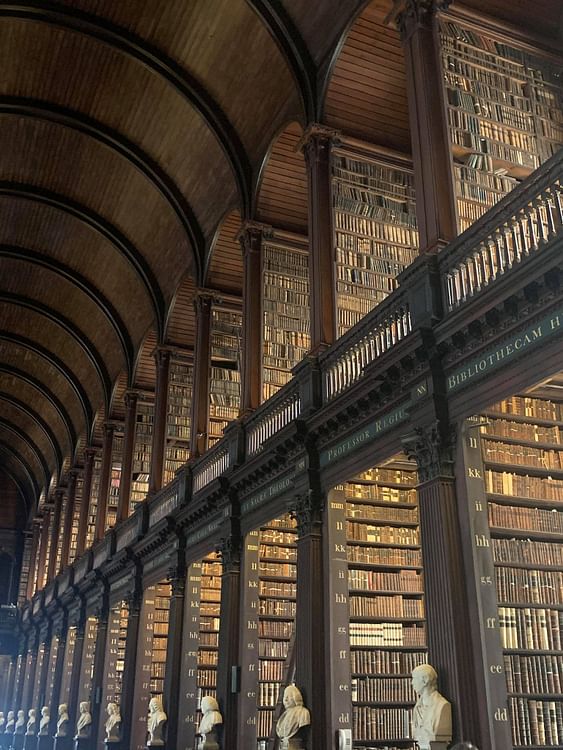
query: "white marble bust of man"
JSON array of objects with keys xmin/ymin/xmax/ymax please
[
  {"xmin": 105, "ymin": 702, "xmax": 121, "ymax": 742},
  {"xmin": 276, "ymin": 685, "xmax": 311, "ymax": 750},
  {"xmin": 26, "ymin": 709, "xmax": 36, "ymax": 735},
  {"xmin": 411, "ymin": 664, "xmax": 452, "ymax": 749},
  {"xmin": 55, "ymin": 704, "xmax": 70, "ymax": 738},
  {"xmin": 38, "ymin": 707, "xmax": 50, "ymax": 735},
  {"xmin": 147, "ymin": 696, "xmax": 167, "ymax": 746},
  {"xmin": 0, "ymin": 713, "xmax": 4, "ymax": 730},
  {"xmin": 14, "ymin": 710, "xmax": 25, "ymax": 734},
  {"xmin": 75, "ymin": 702, "xmax": 92, "ymax": 739},
  {"xmin": 197, "ymin": 696, "xmax": 222, "ymax": 748},
  {"xmin": 5, "ymin": 711, "xmax": 14, "ymax": 732}
]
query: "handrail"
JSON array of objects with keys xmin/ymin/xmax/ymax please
[
  {"xmin": 245, "ymin": 379, "xmax": 301, "ymax": 457},
  {"xmin": 439, "ymin": 148, "xmax": 563, "ymax": 311},
  {"xmin": 319, "ymin": 288, "xmax": 412, "ymax": 401},
  {"xmin": 193, "ymin": 444, "xmax": 230, "ymax": 493}
]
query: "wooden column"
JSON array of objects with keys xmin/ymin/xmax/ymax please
[
  {"xmin": 162, "ymin": 555, "xmax": 186, "ymax": 750},
  {"xmin": 394, "ymin": 0, "xmax": 458, "ymax": 252},
  {"xmin": 26, "ymin": 520, "xmax": 41, "ymax": 600},
  {"xmin": 238, "ymin": 222, "xmax": 265, "ymax": 413},
  {"xmin": 66, "ymin": 616, "xmax": 85, "ymax": 733},
  {"xmin": 95, "ymin": 423, "xmax": 115, "ymax": 540},
  {"xmin": 36, "ymin": 511, "xmax": 51, "ymax": 591},
  {"xmin": 216, "ymin": 523, "xmax": 242, "ymax": 749},
  {"xmin": 149, "ymin": 348, "xmax": 171, "ymax": 494},
  {"xmin": 48, "ymin": 623, "xmax": 68, "ymax": 731},
  {"xmin": 290, "ymin": 489, "xmax": 328, "ymax": 750},
  {"xmin": 36, "ymin": 631, "xmax": 52, "ymax": 716},
  {"xmin": 403, "ymin": 422, "xmax": 482, "ymax": 746},
  {"xmin": 190, "ymin": 290, "xmax": 213, "ymax": 458},
  {"xmin": 117, "ymin": 391, "xmax": 139, "ymax": 523},
  {"xmin": 47, "ymin": 490, "xmax": 64, "ymax": 582},
  {"xmin": 119, "ymin": 589, "xmax": 142, "ymax": 750},
  {"xmin": 89, "ymin": 599, "xmax": 109, "ymax": 750},
  {"xmin": 301, "ymin": 124, "xmax": 339, "ymax": 353},
  {"xmin": 76, "ymin": 448, "xmax": 96, "ymax": 556},
  {"xmin": 60, "ymin": 470, "xmax": 78, "ymax": 572}
]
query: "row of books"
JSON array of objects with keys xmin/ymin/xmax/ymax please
[
  {"xmin": 495, "ymin": 566, "xmax": 563, "ymax": 605},
  {"xmin": 344, "ymin": 483, "xmax": 416, "ymax": 503},
  {"xmin": 258, "ymin": 661, "xmax": 284, "ymax": 681},
  {"xmin": 257, "ymin": 681, "xmax": 281, "ymax": 707},
  {"xmin": 482, "ymin": 418, "xmax": 561, "ymax": 444},
  {"xmin": 347, "ymin": 503, "xmax": 418, "ymax": 523},
  {"xmin": 498, "ymin": 606, "xmax": 563, "ymax": 650},
  {"xmin": 485, "ymin": 471, "xmax": 563, "ymax": 501},
  {"xmin": 351, "ymin": 676, "xmax": 415, "ymax": 704},
  {"xmin": 350, "ymin": 649, "xmax": 426, "ymax": 676},
  {"xmin": 489, "ymin": 504, "xmax": 563, "ymax": 534},
  {"xmin": 258, "ymin": 599, "xmax": 295, "ymax": 617},
  {"xmin": 258, "ymin": 639, "xmax": 288, "ymax": 659},
  {"xmin": 505, "ymin": 653, "xmax": 563, "ymax": 695},
  {"xmin": 348, "ymin": 570, "xmax": 422, "ymax": 593},
  {"xmin": 349, "ymin": 596, "xmax": 423, "ymax": 619},
  {"xmin": 259, "ymin": 580, "xmax": 295, "ymax": 598},
  {"xmin": 488, "ymin": 397, "xmax": 563, "ymax": 421},
  {"xmin": 509, "ymin": 697, "xmax": 563, "ymax": 747},
  {"xmin": 347, "ymin": 546, "xmax": 421, "ymax": 567},
  {"xmin": 347, "ymin": 523, "xmax": 419, "ymax": 546},
  {"xmin": 352, "ymin": 706, "xmax": 411, "ymax": 741},
  {"xmin": 483, "ymin": 440, "xmax": 563, "ymax": 470},
  {"xmin": 349, "ymin": 622, "xmax": 426, "ymax": 647},
  {"xmin": 493, "ymin": 538, "xmax": 563, "ymax": 567}
]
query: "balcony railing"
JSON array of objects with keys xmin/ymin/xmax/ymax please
[
  {"xmin": 440, "ymin": 148, "xmax": 563, "ymax": 312},
  {"xmin": 246, "ymin": 380, "xmax": 301, "ymax": 457},
  {"xmin": 193, "ymin": 444, "xmax": 230, "ymax": 493}
]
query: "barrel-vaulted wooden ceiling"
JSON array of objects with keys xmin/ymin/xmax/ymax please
[{"xmin": 0, "ymin": 0, "xmax": 560, "ymax": 522}]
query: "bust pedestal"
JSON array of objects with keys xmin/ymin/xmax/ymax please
[
  {"xmin": 36, "ymin": 735, "xmax": 53, "ymax": 750},
  {"xmin": 145, "ymin": 743, "xmax": 165, "ymax": 750},
  {"xmin": 73, "ymin": 736, "xmax": 93, "ymax": 750},
  {"xmin": 104, "ymin": 740, "xmax": 126, "ymax": 750},
  {"xmin": 200, "ymin": 730, "xmax": 220, "ymax": 750},
  {"xmin": 12, "ymin": 733, "xmax": 25, "ymax": 750},
  {"xmin": 23, "ymin": 736, "xmax": 37, "ymax": 750},
  {"xmin": 279, "ymin": 739, "xmax": 305, "ymax": 750},
  {"xmin": 0, "ymin": 735, "xmax": 12, "ymax": 750},
  {"xmin": 53, "ymin": 736, "xmax": 73, "ymax": 750}
]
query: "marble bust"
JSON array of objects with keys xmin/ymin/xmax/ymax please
[
  {"xmin": 25, "ymin": 710, "xmax": 36, "ymax": 735},
  {"xmin": 275, "ymin": 685, "xmax": 311, "ymax": 750},
  {"xmin": 196, "ymin": 696, "xmax": 222, "ymax": 750},
  {"xmin": 0, "ymin": 713, "xmax": 4, "ymax": 731},
  {"xmin": 14, "ymin": 711, "xmax": 25, "ymax": 734},
  {"xmin": 38, "ymin": 708, "xmax": 50, "ymax": 736},
  {"xmin": 4, "ymin": 711, "xmax": 14, "ymax": 733},
  {"xmin": 55, "ymin": 704, "xmax": 70, "ymax": 738},
  {"xmin": 75, "ymin": 702, "xmax": 92, "ymax": 739},
  {"xmin": 411, "ymin": 664, "xmax": 452, "ymax": 750},
  {"xmin": 147, "ymin": 696, "xmax": 167, "ymax": 746},
  {"xmin": 105, "ymin": 703, "xmax": 121, "ymax": 743}
]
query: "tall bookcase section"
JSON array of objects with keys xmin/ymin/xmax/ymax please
[
  {"xmin": 54, "ymin": 495, "xmax": 68, "ymax": 573},
  {"xmin": 130, "ymin": 398, "xmax": 155, "ymax": 512},
  {"xmin": 58, "ymin": 625, "xmax": 77, "ymax": 707},
  {"xmin": 209, "ymin": 305, "xmax": 241, "ymax": 445},
  {"xmin": 106, "ymin": 432, "xmax": 123, "ymax": 530},
  {"xmin": 86, "ymin": 453, "xmax": 102, "ymax": 549},
  {"xmin": 479, "ymin": 396, "xmax": 563, "ymax": 748},
  {"xmin": 262, "ymin": 237, "xmax": 310, "ymax": 401},
  {"xmin": 69, "ymin": 476, "xmax": 83, "ymax": 564},
  {"xmin": 331, "ymin": 147, "xmax": 418, "ymax": 338},
  {"xmin": 165, "ymin": 356, "xmax": 193, "ymax": 484},
  {"xmin": 131, "ymin": 583, "xmax": 171, "ymax": 750},
  {"xmin": 239, "ymin": 515, "xmax": 297, "ymax": 748},
  {"xmin": 439, "ymin": 19, "xmax": 563, "ymax": 233},
  {"xmin": 77, "ymin": 616, "xmax": 98, "ymax": 707},
  {"xmin": 30, "ymin": 643, "xmax": 45, "ymax": 712},
  {"xmin": 177, "ymin": 554, "xmax": 222, "ymax": 749},
  {"xmin": 344, "ymin": 462, "xmax": 427, "ymax": 748},
  {"xmin": 102, "ymin": 601, "xmax": 129, "ymax": 710},
  {"xmin": 44, "ymin": 633, "xmax": 60, "ymax": 710}
]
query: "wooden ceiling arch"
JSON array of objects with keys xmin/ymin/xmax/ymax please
[
  {"xmin": 0, "ymin": 365, "xmax": 75, "ymax": 455},
  {"xmin": 0, "ymin": 466, "xmax": 31, "ymax": 524},
  {"xmin": 0, "ymin": 420, "xmax": 51, "ymax": 493},
  {"xmin": 0, "ymin": 393, "xmax": 63, "ymax": 475},
  {"xmin": 0, "ymin": 446, "xmax": 37, "ymax": 514}
]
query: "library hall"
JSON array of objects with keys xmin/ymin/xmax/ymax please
[{"xmin": 0, "ymin": 1, "xmax": 561, "ymax": 749}]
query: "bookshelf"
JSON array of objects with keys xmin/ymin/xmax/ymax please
[
  {"xmin": 239, "ymin": 515, "xmax": 297, "ymax": 748},
  {"xmin": 106, "ymin": 433, "xmax": 124, "ymax": 530},
  {"xmin": 68, "ymin": 476, "xmax": 82, "ymax": 564},
  {"xmin": 164, "ymin": 357, "xmax": 193, "ymax": 484},
  {"xmin": 86, "ymin": 453, "xmax": 102, "ymax": 549},
  {"xmin": 103, "ymin": 601, "xmax": 129, "ymax": 709},
  {"xmin": 335, "ymin": 459, "xmax": 427, "ymax": 748},
  {"xmin": 30, "ymin": 643, "xmax": 45, "ymax": 712},
  {"xmin": 44, "ymin": 634, "xmax": 60, "ymax": 709},
  {"xmin": 479, "ymin": 396, "xmax": 563, "ymax": 748},
  {"xmin": 58, "ymin": 625, "xmax": 77, "ymax": 706},
  {"xmin": 209, "ymin": 306, "xmax": 241, "ymax": 445},
  {"xmin": 54, "ymin": 495, "xmax": 67, "ymax": 573},
  {"xmin": 331, "ymin": 148, "xmax": 418, "ymax": 337},
  {"xmin": 178, "ymin": 553, "xmax": 222, "ymax": 748},
  {"xmin": 77, "ymin": 616, "xmax": 98, "ymax": 706},
  {"xmin": 130, "ymin": 399, "xmax": 155, "ymax": 512},
  {"xmin": 262, "ymin": 239, "xmax": 310, "ymax": 401},
  {"xmin": 439, "ymin": 19, "xmax": 563, "ymax": 232}
]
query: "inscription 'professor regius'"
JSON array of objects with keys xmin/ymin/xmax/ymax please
[{"xmin": 448, "ymin": 311, "xmax": 563, "ymax": 393}]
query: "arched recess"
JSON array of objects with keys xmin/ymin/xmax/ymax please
[
  {"xmin": 109, "ymin": 373, "xmax": 128, "ymax": 424},
  {"xmin": 73, "ymin": 435, "xmax": 86, "ymax": 468},
  {"xmin": 0, "ymin": 394, "xmax": 62, "ymax": 476},
  {"xmin": 134, "ymin": 329, "xmax": 158, "ymax": 393},
  {"xmin": 0, "ymin": 467, "xmax": 28, "ymax": 529},
  {"xmin": 164, "ymin": 275, "xmax": 198, "ymax": 351},
  {"xmin": 321, "ymin": 0, "xmax": 411, "ymax": 153},
  {"xmin": 203, "ymin": 210, "xmax": 244, "ymax": 296},
  {"xmin": 0, "ymin": 422, "xmax": 49, "ymax": 495},
  {"xmin": 254, "ymin": 121, "xmax": 308, "ymax": 234}
]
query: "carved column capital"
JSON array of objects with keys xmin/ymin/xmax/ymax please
[
  {"xmin": 216, "ymin": 532, "xmax": 241, "ymax": 572},
  {"xmin": 84, "ymin": 446, "xmax": 97, "ymax": 463},
  {"xmin": 402, "ymin": 421, "xmax": 457, "ymax": 482},
  {"xmin": 391, "ymin": 0, "xmax": 452, "ymax": 39},
  {"xmin": 289, "ymin": 489, "xmax": 324, "ymax": 537},
  {"xmin": 193, "ymin": 288, "xmax": 216, "ymax": 316},
  {"xmin": 236, "ymin": 221, "xmax": 273, "ymax": 257},
  {"xmin": 298, "ymin": 123, "xmax": 341, "ymax": 166},
  {"xmin": 153, "ymin": 346, "xmax": 172, "ymax": 371},
  {"xmin": 124, "ymin": 389, "xmax": 139, "ymax": 411}
]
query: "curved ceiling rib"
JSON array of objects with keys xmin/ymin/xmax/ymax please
[
  {"xmin": 0, "ymin": 97, "xmax": 206, "ymax": 270},
  {"xmin": 0, "ymin": 443, "xmax": 38, "ymax": 505},
  {"xmin": 0, "ymin": 332, "xmax": 93, "ymax": 435},
  {"xmin": 0, "ymin": 393, "xmax": 62, "ymax": 472},
  {"xmin": 0, "ymin": 245, "xmax": 134, "ymax": 378},
  {"xmin": 0, "ymin": 1, "xmax": 252, "ymax": 217},
  {"xmin": 0, "ymin": 465, "xmax": 32, "ymax": 512},
  {"xmin": 0, "ymin": 364, "xmax": 76, "ymax": 449},
  {"xmin": 0, "ymin": 182, "xmax": 166, "ymax": 335},
  {"xmin": 0, "ymin": 419, "xmax": 51, "ymax": 491},
  {"xmin": 0, "ymin": 292, "xmax": 112, "ymax": 405},
  {"xmin": 247, "ymin": 0, "xmax": 316, "ymax": 121}
]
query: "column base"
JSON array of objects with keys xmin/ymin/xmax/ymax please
[{"xmin": 36, "ymin": 735, "xmax": 53, "ymax": 750}]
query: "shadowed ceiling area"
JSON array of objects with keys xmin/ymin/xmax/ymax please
[{"xmin": 0, "ymin": 0, "xmax": 560, "ymax": 522}]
